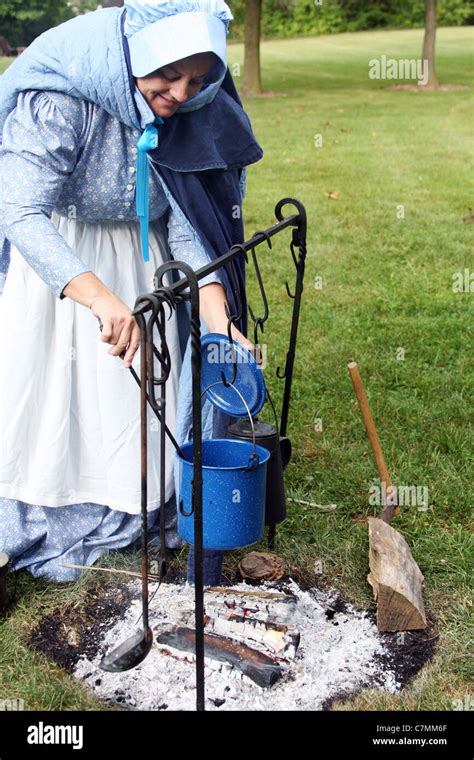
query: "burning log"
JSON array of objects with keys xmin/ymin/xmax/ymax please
[
  {"xmin": 207, "ymin": 587, "xmax": 296, "ymax": 602},
  {"xmin": 156, "ymin": 626, "xmax": 283, "ymax": 688},
  {"xmin": 204, "ymin": 614, "xmax": 300, "ymax": 658},
  {"xmin": 205, "ymin": 587, "xmax": 297, "ymax": 623}
]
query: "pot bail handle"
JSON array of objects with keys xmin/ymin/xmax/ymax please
[{"xmin": 201, "ymin": 380, "xmax": 260, "ymax": 470}]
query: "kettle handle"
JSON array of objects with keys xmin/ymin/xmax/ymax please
[{"xmin": 280, "ymin": 436, "xmax": 292, "ymax": 469}]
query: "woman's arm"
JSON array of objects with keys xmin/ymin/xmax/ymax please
[
  {"xmin": 199, "ymin": 282, "xmax": 261, "ymax": 364},
  {"xmin": 163, "ymin": 173, "xmax": 224, "ymax": 289},
  {"xmin": 165, "ymin": 198, "xmax": 259, "ymax": 361},
  {"xmin": 0, "ymin": 91, "xmax": 92, "ymax": 298},
  {"xmin": 0, "ymin": 90, "xmax": 144, "ymax": 368},
  {"xmin": 163, "ymin": 167, "xmax": 259, "ymax": 361}
]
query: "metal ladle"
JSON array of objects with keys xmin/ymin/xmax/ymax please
[{"xmin": 99, "ymin": 309, "xmax": 157, "ymax": 672}]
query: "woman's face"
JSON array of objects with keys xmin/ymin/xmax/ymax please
[{"xmin": 135, "ymin": 52, "xmax": 217, "ymax": 117}]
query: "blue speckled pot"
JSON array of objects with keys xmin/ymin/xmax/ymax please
[{"xmin": 176, "ymin": 439, "xmax": 271, "ymax": 550}]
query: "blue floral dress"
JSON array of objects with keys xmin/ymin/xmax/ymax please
[{"xmin": 0, "ymin": 88, "xmax": 223, "ymax": 581}]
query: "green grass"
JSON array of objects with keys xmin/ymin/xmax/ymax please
[
  {"xmin": 0, "ymin": 57, "xmax": 11, "ymax": 74},
  {"xmin": 1, "ymin": 28, "xmax": 473, "ymax": 711}
]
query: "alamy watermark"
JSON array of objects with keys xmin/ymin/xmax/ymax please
[
  {"xmin": 451, "ymin": 693, "xmax": 473, "ymax": 710},
  {"xmin": 0, "ymin": 697, "xmax": 25, "ymax": 710},
  {"xmin": 369, "ymin": 481, "xmax": 432, "ymax": 512},
  {"xmin": 452, "ymin": 269, "xmax": 473, "ymax": 293},
  {"xmin": 369, "ymin": 55, "xmax": 428, "ymax": 86},
  {"xmin": 205, "ymin": 341, "xmax": 267, "ymax": 369},
  {"xmin": 27, "ymin": 721, "xmax": 83, "ymax": 750}
]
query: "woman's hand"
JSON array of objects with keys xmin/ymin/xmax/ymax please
[
  {"xmin": 90, "ymin": 294, "xmax": 141, "ymax": 369},
  {"xmin": 199, "ymin": 282, "xmax": 263, "ymax": 367},
  {"xmin": 227, "ymin": 322, "xmax": 263, "ymax": 367},
  {"xmin": 62, "ymin": 272, "xmax": 140, "ymax": 368}
]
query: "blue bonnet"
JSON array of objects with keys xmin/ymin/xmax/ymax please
[{"xmin": 124, "ymin": 0, "xmax": 232, "ymax": 84}]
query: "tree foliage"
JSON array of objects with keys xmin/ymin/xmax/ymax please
[
  {"xmin": 0, "ymin": 0, "xmax": 471, "ymax": 48},
  {"xmin": 228, "ymin": 0, "xmax": 473, "ymax": 41},
  {"xmin": 0, "ymin": 0, "xmax": 73, "ymax": 46}
]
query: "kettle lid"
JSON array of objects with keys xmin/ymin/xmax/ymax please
[
  {"xmin": 200, "ymin": 333, "xmax": 266, "ymax": 418},
  {"xmin": 227, "ymin": 416, "xmax": 276, "ymax": 439}
]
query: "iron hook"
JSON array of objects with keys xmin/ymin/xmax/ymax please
[
  {"xmin": 220, "ymin": 301, "xmax": 238, "ymax": 387},
  {"xmin": 247, "ymin": 244, "xmax": 270, "ymax": 327},
  {"xmin": 249, "ymin": 229, "xmax": 273, "ymax": 251},
  {"xmin": 228, "ymin": 242, "xmax": 249, "ymax": 266}
]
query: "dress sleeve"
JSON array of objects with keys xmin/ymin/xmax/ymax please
[
  {"xmin": 156, "ymin": 173, "xmax": 223, "ymax": 290},
  {"xmin": 0, "ymin": 90, "xmax": 92, "ymax": 299},
  {"xmin": 239, "ymin": 166, "xmax": 247, "ymax": 202}
]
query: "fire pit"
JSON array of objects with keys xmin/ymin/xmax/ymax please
[{"xmin": 65, "ymin": 579, "xmax": 403, "ymax": 711}]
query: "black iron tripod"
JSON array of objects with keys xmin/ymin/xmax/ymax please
[{"xmin": 126, "ymin": 197, "xmax": 307, "ymax": 711}]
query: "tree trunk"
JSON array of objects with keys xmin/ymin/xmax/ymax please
[
  {"xmin": 421, "ymin": 0, "xmax": 439, "ymax": 88},
  {"xmin": 242, "ymin": 0, "xmax": 262, "ymax": 96}
]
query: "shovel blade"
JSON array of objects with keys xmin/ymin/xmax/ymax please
[{"xmin": 100, "ymin": 628, "xmax": 153, "ymax": 672}]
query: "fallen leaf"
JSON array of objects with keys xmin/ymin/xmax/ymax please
[
  {"xmin": 239, "ymin": 552, "xmax": 286, "ymax": 581},
  {"xmin": 324, "ymin": 191, "xmax": 340, "ymax": 200}
]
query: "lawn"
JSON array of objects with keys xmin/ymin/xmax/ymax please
[{"xmin": 0, "ymin": 28, "xmax": 473, "ymax": 711}]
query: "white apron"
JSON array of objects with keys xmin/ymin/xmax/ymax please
[{"xmin": 0, "ymin": 213, "xmax": 181, "ymax": 514}]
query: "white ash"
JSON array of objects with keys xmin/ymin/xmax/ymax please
[{"xmin": 73, "ymin": 579, "xmax": 400, "ymax": 710}]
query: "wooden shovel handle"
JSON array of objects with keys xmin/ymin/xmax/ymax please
[{"xmin": 348, "ymin": 361, "xmax": 398, "ymax": 522}]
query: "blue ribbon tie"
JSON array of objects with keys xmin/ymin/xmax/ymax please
[{"xmin": 136, "ymin": 118, "xmax": 163, "ymax": 263}]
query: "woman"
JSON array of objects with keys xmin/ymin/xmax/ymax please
[{"xmin": 0, "ymin": 0, "xmax": 263, "ymax": 583}]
